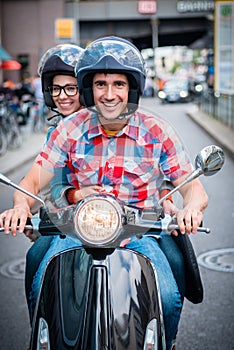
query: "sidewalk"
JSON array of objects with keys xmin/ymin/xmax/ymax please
[
  {"xmin": 186, "ymin": 104, "xmax": 234, "ymax": 159},
  {"xmin": 0, "ymin": 106, "xmax": 234, "ymax": 176},
  {"xmin": 0, "ymin": 128, "xmax": 46, "ymax": 176}
]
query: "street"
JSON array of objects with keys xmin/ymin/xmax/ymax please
[
  {"xmin": 0, "ymin": 163, "xmax": 32, "ymax": 349},
  {"xmin": 0, "ymin": 98, "xmax": 234, "ymax": 349}
]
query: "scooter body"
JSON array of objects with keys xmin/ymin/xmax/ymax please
[{"xmin": 31, "ymin": 245, "xmax": 165, "ymax": 350}]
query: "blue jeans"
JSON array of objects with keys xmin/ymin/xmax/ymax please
[
  {"xmin": 25, "ymin": 235, "xmax": 53, "ymax": 314},
  {"xmin": 126, "ymin": 235, "xmax": 183, "ymax": 350},
  {"xmin": 159, "ymin": 233, "xmax": 186, "ymax": 299}
]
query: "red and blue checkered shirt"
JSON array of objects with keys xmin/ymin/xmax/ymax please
[{"xmin": 36, "ymin": 109, "xmax": 192, "ymax": 208}]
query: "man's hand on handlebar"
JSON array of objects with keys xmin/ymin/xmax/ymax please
[{"xmin": 162, "ymin": 200, "xmax": 203, "ymax": 236}]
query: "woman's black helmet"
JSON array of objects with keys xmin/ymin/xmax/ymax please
[
  {"xmin": 38, "ymin": 44, "xmax": 84, "ymax": 108},
  {"xmin": 75, "ymin": 36, "xmax": 146, "ymax": 113}
]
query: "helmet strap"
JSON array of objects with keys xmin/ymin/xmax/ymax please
[{"xmin": 47, "ymin": 107, "xmax": 64, "ymax": 122}]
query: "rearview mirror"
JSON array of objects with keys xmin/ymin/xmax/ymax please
[{"xmin": 195, "ymin": 145, "xmax": 225, "ymax": 176}]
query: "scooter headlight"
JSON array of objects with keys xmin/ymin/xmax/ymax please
[{"xmin": 74, "ymin": 195, "xmax": 123, "ymax": 246}]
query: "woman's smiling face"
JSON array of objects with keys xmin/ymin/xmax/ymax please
[{"xmin": 52, "ymin": 75, "xmax": 82, "ymax": 116}]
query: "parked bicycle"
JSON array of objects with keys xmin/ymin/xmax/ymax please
[{"xmin": 0, "ymin": 93, "xmax": 23, "ymax": 157}]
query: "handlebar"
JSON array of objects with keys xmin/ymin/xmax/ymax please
[
  {"xmin": 167, "ymin": 224, "xmax": 210, "ymax": 234},
  {"xmin": 0, "ymin": 220, "xmax": 211, "ymax": 237}
]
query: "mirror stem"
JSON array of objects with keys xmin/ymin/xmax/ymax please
[
  {"xmin": 0, "ymin": 173, "xmax": 45, "ymax": 206},
  {"xmin": 158, "ymin": 168, "xmax": 203, "ymax": 206}
]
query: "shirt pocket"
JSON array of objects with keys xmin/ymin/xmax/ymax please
[
  {"xmin": 124, "ymin": 159, "xmax": 155, "ymax": 186},
  {"xmin": 72, "ymin": 157, "xmax": 100, "ymax": 186}
]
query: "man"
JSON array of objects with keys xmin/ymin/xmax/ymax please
[{"xmin": 0, "ymin": 37, "xmax": 208, "ymax": 350}]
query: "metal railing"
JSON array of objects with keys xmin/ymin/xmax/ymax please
[{"xmin": 198, "ymin": 90, "xmax": 234, "ymax": 129}]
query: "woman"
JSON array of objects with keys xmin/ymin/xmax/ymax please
[{"xmin": 25, "ymin": 43, "xmax": 84, "ymax": 323}]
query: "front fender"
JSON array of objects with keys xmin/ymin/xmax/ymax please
[{"xmin": 31, "ymin": 247, "xmax": 164, "ymax": 350}]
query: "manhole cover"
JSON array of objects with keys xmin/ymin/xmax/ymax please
[
  {"xmin": 197, "ymin": 248, "xmax": 234, "ymax": 273},
  {"xmin": 0, "ymin": 258, "xmax": 25, "ymax": 280}
]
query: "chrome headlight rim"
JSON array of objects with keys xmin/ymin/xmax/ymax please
[{"xmin": 73, "ymin": 194, "xmax": 123, "ymax": 246}]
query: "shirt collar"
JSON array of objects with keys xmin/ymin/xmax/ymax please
[{"xmin": 87, "ymin": 112, "xmax": 139, "ymax": 141}]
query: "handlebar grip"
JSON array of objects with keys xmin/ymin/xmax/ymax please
[
  {"xmin": 0, "ymin": 224, "xmax": 34, "ymax": 233},
  {"xmin": 168, "ymin": 224, "xmax": 210, "ymax": 234},
  {"xmin": 196, "ymin": 227, "xmax": 210, "ymax": 234}
]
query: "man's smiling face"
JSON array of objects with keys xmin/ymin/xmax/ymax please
[{"xmin": 93, "ymin": 73, "xmax": 129, "ymax": 130}]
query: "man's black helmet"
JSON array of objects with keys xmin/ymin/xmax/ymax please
[
  {"xmin": 38, "ymin": 44, "xmax": 84, "ymax": 108},
  {"xmin": 75, "ymin": 36, "xmax": 146, "ymax": 112}
]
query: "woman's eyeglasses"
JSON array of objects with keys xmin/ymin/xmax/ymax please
[{"xmin": 48, "ymin": 84, "xmax": 78, "ymax": 97}]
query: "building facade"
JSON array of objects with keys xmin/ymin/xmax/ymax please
[{"xmin": 0, "ymin": 0, "xmax": 214, "ymax": 83}]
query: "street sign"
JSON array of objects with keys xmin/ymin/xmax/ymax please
[
  {"xmin": 138, "ymin": 0, "xmax": 157, "ymax": 14},
  {"xmin": 215, "ymin": 2, "xmax": 234, "ymax": 94},
  {"xmin": 177, "ymin": 0, "xmax": 214, "ymax": 13},
  {"xmin": 55, "ymin": 18, "xmax": 75, "ymax": 42}
]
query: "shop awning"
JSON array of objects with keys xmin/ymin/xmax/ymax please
[
  {"xmin": 0, "ymin": 60, "xmax": 22, "ymax": 70},
  {"xmin": 0, "ymin": 44, "xmax": 12, "ymax": 60}
]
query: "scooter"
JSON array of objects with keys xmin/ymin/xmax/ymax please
[{"xmin": 0, "ymin": 145, "xmax": 224, "ymax": 350}]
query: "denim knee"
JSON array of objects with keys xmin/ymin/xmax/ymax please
[
  {"xmin": 25, "ymin": 236, "xmax": 53, "ymax": 309},
  {"xmin": 126, "ymin": 236, "xmax": 182, "ymax": 350},
  {"xmin": 159, "ymin": 233, "xmax": 186, "ymax": 299}
]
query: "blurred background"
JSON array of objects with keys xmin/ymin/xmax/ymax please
[
  {"xmin": 0, "ymin": 2, "xmax": 234, "ymax": 349},
  {"xmin": 0, "ymin": 0, "xmax": 233, "ymax": 134}
]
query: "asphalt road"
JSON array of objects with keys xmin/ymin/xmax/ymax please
[
  {"xmin": 0, "ymin": 164, "xmax": 32, "ymax": 349},
  {"xmin": 0, "ymin": 99, "xmax": 233, "ymax": 350},
  {"xmin": 142, "ymin": 99, "xmax": 234, "ymax": 350}
]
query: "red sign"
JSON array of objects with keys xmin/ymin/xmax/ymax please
[{"xmin": 138, "ymin": 0, "xmax": 157, "ymax": 14}]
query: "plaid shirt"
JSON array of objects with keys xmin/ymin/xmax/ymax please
[{"xmin": 36, "ymin": 109, "xmax": 192, "ymax": 208}]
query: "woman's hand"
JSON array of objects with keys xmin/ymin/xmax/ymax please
[
  {"xmin": 162, "ymin": 199, "xmax": 176, "ymax": 216},
  {"xmin": 0, "ymin": 205, "xmax": 32, "ymax": 236},
  {"xmin": 67, "ymin": 185, "xmax": 106, "ymax": 204},
  {"xmin": 75, "ymin": 185, "xmax": 106, "ymax": 201}
]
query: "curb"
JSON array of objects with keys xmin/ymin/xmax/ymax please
[
  {"xmin": 186, "ymin": 105, "xmax": 234, "ymax": 159},
  {"xmin": 1, "ymin": 131, "xmax": 46, "ymax": 176}
]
